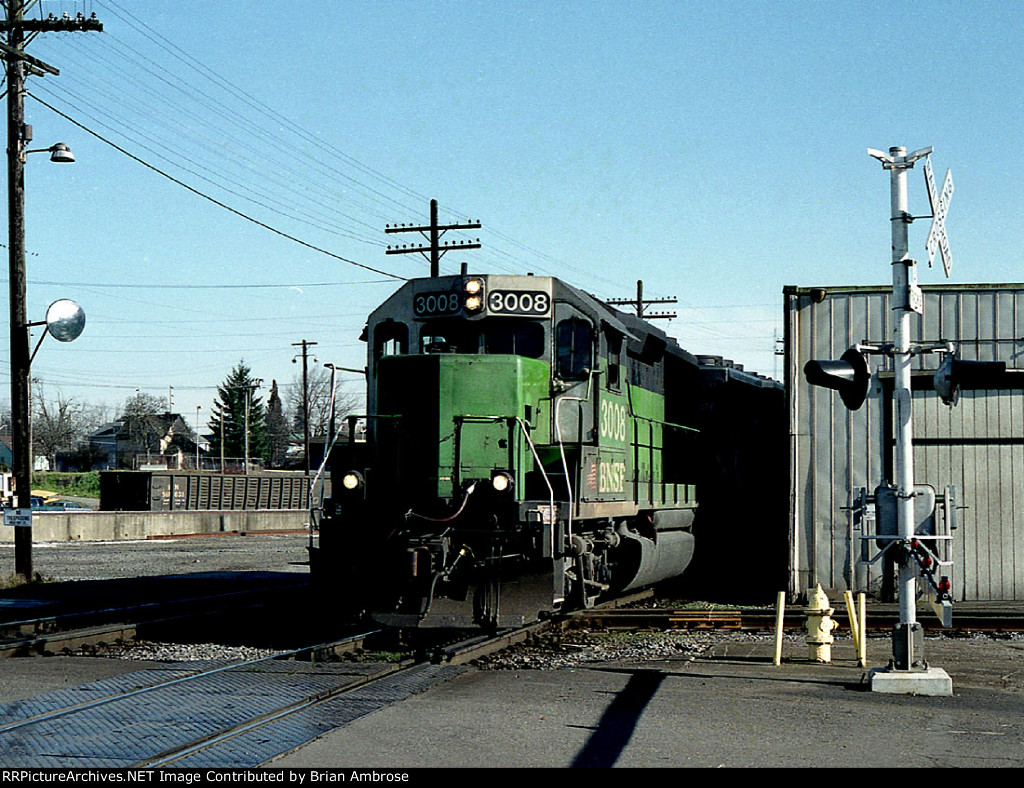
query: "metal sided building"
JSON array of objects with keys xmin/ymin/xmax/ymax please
[{"xmin": 785, "ymin": 283, "xmax": 1024, "ymax": 602}]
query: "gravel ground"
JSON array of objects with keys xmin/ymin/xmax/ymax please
[
  {"xmin": 472, "ymin": 626, "xmax": 1024, "ymax": 671},
  {"xmin": 69, "ymin": 640, "xmax": 287, "ymax": 662},
  {"xmin": 0, "ymin": 533, "xmax": 312, "ymax": 583},
  {"xmin": 2, "ymin": 534, "xmax": 311, "ymax": 663},
  {"xmin": 7, "ymin": 535, "xmax": 1022, "ymax": 671}
]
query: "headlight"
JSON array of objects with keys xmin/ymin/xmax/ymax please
[
  {"xmin": 341, "ymin": 471, "xmax": 364, "ymax": 491},
  {"xmin": 491, "ymin": 471, "xmax": 514, "ymax": 493},
  {"xmin": 464, "ymin": 278, "xmax": 483, "ymax": 295},
  {"xmin": 465, "ymin": 295, "xmax": 483, "ymax": 312}
]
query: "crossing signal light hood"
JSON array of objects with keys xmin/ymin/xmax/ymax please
[
  {"xmin": 803, "ymin": 348, "xmax": 871, "ymax": 410},
  {"xmin": 933, "ymin": 356, "xmax": 1007, "ymax": 406}
]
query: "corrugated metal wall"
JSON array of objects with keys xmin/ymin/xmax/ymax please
[{"xmin": 786, "ymin": 284, "xmax": 1024, "ymax": 601}]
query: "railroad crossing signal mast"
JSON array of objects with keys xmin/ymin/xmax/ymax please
[
  {"xmin": 869, "ymin": 146, "xmax": 943, "ymax": 685},
  {"xmin": 802, "ymin": 146, "xmax": 991, "ymax": 694}
]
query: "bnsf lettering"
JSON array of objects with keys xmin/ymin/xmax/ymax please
[
  {"xmin": 600, "ymin": 400, "xmax": 629, "ymax": 443},
  {"xmin": 599, "ymin": 460, "xmax": 626, "ymax": 493}
]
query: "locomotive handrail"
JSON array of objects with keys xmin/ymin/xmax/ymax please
[
  {"xmin": 306, "ymin": 412, "xmax": 385, "ymax": 541},
  {"xmin": 555, "ymin": 393, "xmax": 589, "ymax": 545},
  {"xmin": 629, "ymin": 412, "xmax": 700, "ymax": 433},
  {"xmin": 306, "ymin": 417, "xmax": 351, "ymax": 544},
  {"xmin": 515, "ymin": 416, "xmax": 558, "ymax": 557}
]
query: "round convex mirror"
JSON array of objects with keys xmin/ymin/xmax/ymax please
[{"xmin": 45, "ymin": 299, "xmax": 86, "ymax": 342}]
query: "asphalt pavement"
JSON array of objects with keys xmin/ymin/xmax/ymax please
[
  {"xmin": 266, "ymin": 636, "xmax": 1024, "ymax": 768},
  {"xmin": 2, "ymin": 534, "xmax": 1023, "ymax": 768}
]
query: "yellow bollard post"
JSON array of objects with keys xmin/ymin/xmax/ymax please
[
  {"xmin": 774, "ymin": 591, "xmax": 786, "ymax": 666},
  {"xmin": 844, "ymin": 591, "xmax": 861, "ymax": 661},
  {"xmin": 858, "ymin": 592, "xmax": 867, "ymax": 667}
]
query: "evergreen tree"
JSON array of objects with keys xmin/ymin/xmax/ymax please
[
  {"xmin": 264, "ymin": 380, "xmax": 291, "ymax": 468},
  {"xmin": 207, "ymin": 361, "xmax": 267, "ymax": 469}
]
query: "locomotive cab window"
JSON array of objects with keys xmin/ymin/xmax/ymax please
[
  {"xmin": 421, "ymin": 319, "xmax": 477, "ymax": 354},
  {"xmin": 483, "ymin": 320, "xmax": 545, "ymax": 359},
  {"xmin": 604, "ymin": 328, "xmax": 623, "ymax": 391},
  {"xmin": 373, "ymin": 320, "xmax": 408, "ymax": 361},
  {"xmin": 556, "ymin": 317, "xmax": 593, "ymax": 379}
]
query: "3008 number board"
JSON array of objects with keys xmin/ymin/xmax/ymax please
[
  {"xmin": 487, "ymin": 290, "xmax": 550, "ymax": 315},
  {"xmin": 413, "ymin": 292, "xmax": 463, "ymax": 317}
]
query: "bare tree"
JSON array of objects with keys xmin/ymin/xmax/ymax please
[
  {"xmin": 32, "ymin": 382, "xmax": 92, "ymax": 465},
  {"xmin": 288, "ymin": 366, "xmax": 362, "ymax": 438},
  {"xmin": 123, "ymin": 392, "xmax": 168, "ymax": 419},
  {"xmin": 117, "ymin": 392, "xmax": 172, "ymax": 464}
]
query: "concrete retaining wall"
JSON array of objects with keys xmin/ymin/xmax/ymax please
[{"xmin": 0, "ymin": 510, "xmax": 309, "ymax": 543}]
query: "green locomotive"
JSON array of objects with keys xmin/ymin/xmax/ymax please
[{"xmin": 312, "ymin": 272, "xmax": 747, "ymax": 628}]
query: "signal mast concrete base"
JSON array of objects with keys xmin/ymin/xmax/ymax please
[{"xmin": 868, "ymin": 666, "xmax": 953, "ymax": 696}]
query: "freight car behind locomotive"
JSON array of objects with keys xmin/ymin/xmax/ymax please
[{"xmin": 311, "ymin": 272, "xmax": 781, "ymax": 628}]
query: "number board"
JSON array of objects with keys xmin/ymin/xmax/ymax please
[
  {"xmin": 487, "ymin": 290, "xmax": 550, "ymax": 316},
  {"xmin": 413, "ymin": 291, "xmax": 463, "ymax": 318}
]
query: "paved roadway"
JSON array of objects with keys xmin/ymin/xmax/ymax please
[
  {"xmin": 266, "ymin": 636, "xmax": 1024, "ymax": 769},
  {"xmin": 2, "ymin": 534, "xmax": 1023, "ymax": 768}
]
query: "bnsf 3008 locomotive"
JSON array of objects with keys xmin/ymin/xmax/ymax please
[{"xmin": 310, "ymin": 272, "xmax": 779, "ymax": 628}]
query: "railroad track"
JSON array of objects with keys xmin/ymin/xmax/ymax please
[
  {"xmin": 0, "ymin": 581, "xmax": 314, "ymax": 657},
  {"xmin": 0, "ymin": 622, "xmax": 535, "ymax": 768},
  {"xmin": 566, "ymin": 606, "xmax": 1024, "ymax": 632}
]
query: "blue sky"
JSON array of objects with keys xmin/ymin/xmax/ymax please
[{"xmin": 5, "ymin": 0, "xmax": 1023, "ymax": 425}]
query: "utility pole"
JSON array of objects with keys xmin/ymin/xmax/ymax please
[
  {"xmin": 242, "ymin": 379, "xmax": 263, "ymax": 476},
  {"xmin": 292, "ymin": 339, "xmax": 317, "ymax": 475},
  {"xmin": 3, "ymin": 2, "xmax": 101, "ymax": 579},
  {"xmin": 606, "ymin": 280, "xmax": 677, "ymax": 320},
  {"xmin": 385, "ymin": 199, "xmax": 481, "ymax": 277}
]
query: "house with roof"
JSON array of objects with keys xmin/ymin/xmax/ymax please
[{"xmin": 86, "ymin": 413, "xmax": 203, "ymax": 470}]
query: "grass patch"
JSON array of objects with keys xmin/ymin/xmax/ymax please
[
  {"xmin": 0, "ymin": 571, "xmax": 52, "ymax": 589},
  {"xmin": 32, "ymin": 471, "xmax": 100, "ymax": 499}
]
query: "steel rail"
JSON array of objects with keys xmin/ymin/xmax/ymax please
[
  {"xmin": 139, "ymin": 620, "xmax": 566, "ymax": 766},
  {"xmin": 0, "ymin": 580, "xmax": 310, "ymax": 656},
  {"xmin": 567, "ymin": 607, "xmax": 1024, "ymax": 632},
  {"xmin": 0, "ymin": 630, "xmax": 381, "ymax": 738},
  {"xmin": 0, "ymin": 579, "xmax": 309, "ymax": 635},
  {"xmin": 136, "ymin": 650, "xmax": 407, "ymax": 768}
]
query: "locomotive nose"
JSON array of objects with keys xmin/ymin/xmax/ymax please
[{"xmin": 375, "ymin": 353, "xmax": 547, "ymax": 505}]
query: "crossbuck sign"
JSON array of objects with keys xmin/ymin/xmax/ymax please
[{"xmin": 924, "ymin": 156, "xmax": 954, "ymax": 277}]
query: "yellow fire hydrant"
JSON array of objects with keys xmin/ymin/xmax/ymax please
[{"xmin": 805, "ymin": 584, "xmax": 838, "ymax": 662}]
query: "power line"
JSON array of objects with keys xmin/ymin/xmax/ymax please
[{"xmin": 30, "ymin": 92, "xmax": 407, "ymax": 281}]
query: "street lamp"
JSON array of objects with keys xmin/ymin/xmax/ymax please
[
  {"xmin": 242, "ymin": 379, "xmax": 262, "ymax": 475},
  {"xmin": 7, "ymin": 126, "xmax": 78, "ymax": 580},
  {"xmin": 21, "ymin": 140, "xmax": 74, "ymax": 163},
  {"xmin": 195, "ymin": 405, "xmax": 202, "ymax": 470},
  {"xmin": 291, "ymin": 340, "xmax": 317, "ymax": 475}
]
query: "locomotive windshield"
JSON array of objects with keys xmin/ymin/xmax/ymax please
[
  {"xmin": 419, "ymin": 317, "xmax": 545, "ymax": 359},
  {"xmin": 556, "ymin": 317, "xmax": 593, "ymax": 379}
]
